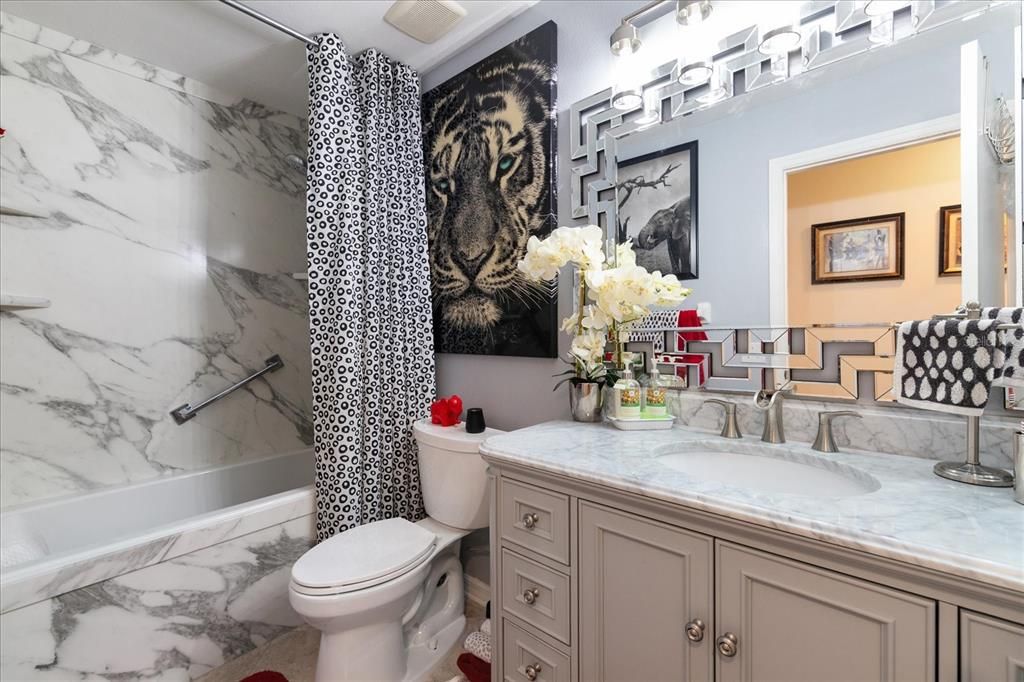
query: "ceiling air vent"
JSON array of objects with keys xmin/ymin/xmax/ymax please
[{"xmin": 384, "ymin": 0, "xmax": 467, "ymax": 44}]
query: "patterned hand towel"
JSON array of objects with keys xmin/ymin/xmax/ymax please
[
  {"xmin": 984, "ymin": 307, "xmax": 1024, "ymax": 389},
  {"xmin": 894, "ymin": 318, "xmax": 1004, "ymax": 415}
]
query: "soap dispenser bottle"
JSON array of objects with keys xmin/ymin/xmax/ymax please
[
  {"xmin": 615, "ymin": 365, "xmax": 641, "ymax": 418},
  {"xmin": 644, "ymin": 363, "xmax": 668, "ymax": 417}
]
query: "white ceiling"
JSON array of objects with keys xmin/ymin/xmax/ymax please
[{"xmin": 2, "ymin": 0, "xmax": 537, "ymax": 117}]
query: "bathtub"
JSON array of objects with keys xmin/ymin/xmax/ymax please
[{"xmin": 0, "ymin": 449, "xmax": 316, "ymax": 680}]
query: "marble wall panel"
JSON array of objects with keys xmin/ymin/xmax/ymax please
[{"xmin": 0, "ymin": 13, "xmax": 312, "ymax": 508}]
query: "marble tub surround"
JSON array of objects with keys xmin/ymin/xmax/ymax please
[
  {"xmin": 1, "ymin": 473, "xmax": 313, "ymax": 614},
  {"xmin": 0, "ymin": 514, "xmax": 314, "ymax": 681},
  {"xmin": 481, "ymin": 421, "xmax": 1024, "ymax": 591},
  {"xmin": 669, "ymin": 388, "xmax": 1020, "ymax": 470},
  {"xmin": 0, "ymin": 13, "xmax": 311, "ymax": 508}
]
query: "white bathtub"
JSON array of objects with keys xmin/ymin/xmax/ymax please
[{"xmin": 0, "ymin": 449, "xmax": 315, "ymax": 614}]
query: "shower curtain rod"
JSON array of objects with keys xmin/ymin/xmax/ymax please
[{"xmin": 218, "ymin": 0, "xmax": 316, "ymax": 47}]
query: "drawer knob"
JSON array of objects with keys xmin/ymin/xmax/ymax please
[
  {"xmin": 522, "ymin": 512, "xmax": 539, "ymax": 529},
  {"xmin": 525, "ymin": 663, "xmax": 542, "ymax": 681},
  {"xmin": 522, "ymin": 587, "xmax": 539, "ymax": 605},
  {"xmin": 716, "ymin": 632, "xmax": 738, "ymax": 657},
  {"xmin": 684, "ymin": 618, "xmax": 705, "ymax": 642}
]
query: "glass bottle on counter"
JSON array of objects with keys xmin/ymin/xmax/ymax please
[
  {"xmin": 614, "ymin": 365, "xmax": 642, "ymax": 418},
  {"xmin": 643, "ymin": 363, "xmax": 668, "ymax": 417}
]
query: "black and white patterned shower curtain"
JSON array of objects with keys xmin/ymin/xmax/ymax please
[{"xmin": 306, "ymin": 35, "xmax": 436, "ymax": 542}]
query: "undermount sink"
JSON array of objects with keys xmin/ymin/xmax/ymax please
[{"xmin": 657, "ymin": 449, "xmax": 879, "ymax": 498}]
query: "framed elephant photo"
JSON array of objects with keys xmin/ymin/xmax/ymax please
[{"xmin": 615, "ymin": 139, "xmax": 698, "ymax": 280}]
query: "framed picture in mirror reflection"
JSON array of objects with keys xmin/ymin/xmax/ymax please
[
  {"xmin": 615, "ymin": 140, "xmax": 698, "ymax": 280},
  {"xmin": 938, "ymin": 204, "xmax": 962, "ymax": 277},
  {"xmin": 811, "ymin": 213, "xmax": 905, "ymax": 285}
]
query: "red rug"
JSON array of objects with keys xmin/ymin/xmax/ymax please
[
  {"xmin": 240, "ymin": 672, "xmax": 288, "ymax": 682},
  {"xmin": 457, "ymin": 653, "xmax": 490, "ymax": 682}
]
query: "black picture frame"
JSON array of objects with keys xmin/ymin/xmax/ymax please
[
  {"xmin": 615, "ymin": 140, "xmax": 699, "ymax": 280},
  {"xmin": 938, "ymin": 204, "xmax": 962, "ymax": 277},
  {"xmin": 811, "ymin": 213, "xmax": 905, "ymax": 285}
]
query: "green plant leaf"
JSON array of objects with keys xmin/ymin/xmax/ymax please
[{"xmin": 552, "ymin": 376, "xmax": 576, "ymax": 391}]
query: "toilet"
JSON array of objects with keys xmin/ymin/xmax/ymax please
[{"xmin": 289, "ymin": 419, "xmax": 502, "ymax": 682}]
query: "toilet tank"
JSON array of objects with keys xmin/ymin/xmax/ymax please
[{"xmin": 413, "ymin": 419, "xmax": 503, "ymax": 530}]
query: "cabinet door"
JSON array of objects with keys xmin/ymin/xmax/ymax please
[
  {"xmin": 578, "ymin": 501, "xmax": 713, "ymax": 682},
  {"xmin": 960, "ymin": 609, "xmax": 1024, "ymax": 681},
  {"xmin": 715, "ymin": 541, "xmax": 935, "ymax": 682}
]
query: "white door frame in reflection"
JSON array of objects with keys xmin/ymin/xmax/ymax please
[{"xmin": 768, "ymin": 114, "xmax": 962, "ymax": 327}]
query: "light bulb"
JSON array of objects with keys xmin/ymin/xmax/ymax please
[{"xmin": 759, "ymin": 26, "xmax": 802, "ymax": 56}]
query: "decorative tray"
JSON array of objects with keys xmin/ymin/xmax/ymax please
[{"xmin": 606, "ymin": 414, "xmax": 676, "ymax": 431}]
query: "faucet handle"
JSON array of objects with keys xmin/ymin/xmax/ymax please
[
  {"xmin": 812, "ymin": 411, "xmax": 862, "ymax": 453},
  {"xmin": 703, "ymin": 399, "xmax": 742, "ymax": 439}
]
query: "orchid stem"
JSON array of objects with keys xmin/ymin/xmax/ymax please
[{"xmin": 576, "ymin": 273, "xmax": 587, "ymax": 377}]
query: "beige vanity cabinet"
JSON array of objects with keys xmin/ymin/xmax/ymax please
[
  {"xmin": 488, "ymin": 467, "xmax": 1024, "ymax": 682},
  {"xmin": 577, "ymin": 501, "xmax": 714, "ymax": 682},
  {"xmin": 959, "ymin": 610, "xmax": 1024, "ymax": 681},
  {"xmin": 715, "ymin": 541, "xmax": 935, "ymax": 682}
]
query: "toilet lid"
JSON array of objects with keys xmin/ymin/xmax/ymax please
[
  {"xmin": 414, "ymin": 419, "xmax": 503, "ymax": 453},
  {"xmin": 291, "ymin": 518, "xmax": 437, "ymax": 594}
]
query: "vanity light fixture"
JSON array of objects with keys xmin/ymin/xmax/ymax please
[
  {"xmin": 634, "ymin": 89, "xmax": 662, "ymax": 125},
  {"xmin": 609, "ymin": 20, "xmax": 641, "ymax": 56},
  {"xmin": 696, "ymin": 66, "xmax": 731, "ymax": 104},
  {"xmin": 863, "ymin": 0, "xmax": 907, "ymax": 17},
  {"xmin": 610, "ymin": 0, "xmax": 681, "ymax": 55},
  {"xmin": 676, "ymin": 0, "xmax": 712, "ymax": 26},
  {"xmin": 612, "ymin": 84, "xmax": 643, "ymax": 110},
  {"xmin": 678, "ymin": 60, "xmax": 713, "ymax": 86},
  {"xmin": 758, "ymin": 25, "xmax": 802, "ymax": 56}
]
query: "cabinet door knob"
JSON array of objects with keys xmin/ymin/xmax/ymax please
[
  {"xmin": 716, "ymin": 632, "xmax": 738, "ymax": 657},
  {"xmin": 522, "ymin": 512, "xmax": 538, "ymax": 529},
  {"xmin": 684, "ymin": 618, "xmax": 705, "ymax": 642},
  {"xmin": 522, "ymin": 587, "xmax": 539, "ymax": 605},
  {"xmin": 525, "ymin": 663, "xmax": 542, "ymax": 680}
]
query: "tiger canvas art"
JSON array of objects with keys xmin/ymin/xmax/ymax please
[{"xmin": 422, "ymin": 22, "xmax": 558, "ymax": 357}]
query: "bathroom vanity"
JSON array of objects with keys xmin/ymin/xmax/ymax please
[{"xmin": 482, "ymin": 422, "xmax": 1024, "ymax": 682}]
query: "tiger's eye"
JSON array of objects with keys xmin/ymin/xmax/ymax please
[
  {"xmin": 435, "ymin": 178, "xmax": 449, "ymax": 190},
  {"xmin": 497, "ymin": 155, "xmax": 515, "ymax": 172}
]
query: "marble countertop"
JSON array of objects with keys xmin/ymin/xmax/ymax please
[{"xmin": 480, "ymin": 421, "xmax": 1024, "ymax": 592}]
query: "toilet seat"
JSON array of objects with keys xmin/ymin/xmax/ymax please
[{"xmin": 291, "ymin": 517, "xmax": 437, "ymax": 597}]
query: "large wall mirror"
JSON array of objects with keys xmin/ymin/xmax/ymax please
[{"xmin": 572, "ymin": 0, "xmax": 1022, "ymax": 401}]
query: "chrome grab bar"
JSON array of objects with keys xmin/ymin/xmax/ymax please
[{"xmin": 170, "ymin": 354, "xmax": 283, "ymax": 424}]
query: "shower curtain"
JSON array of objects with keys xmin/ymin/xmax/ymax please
[{"xmin": 306, "ymin": 34, "xmax": 436, "ymax": 541}]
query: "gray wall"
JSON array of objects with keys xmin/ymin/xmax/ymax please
[{"xmin": 421, "ymin": 2, "xmax": 1017, "ymax": 431}]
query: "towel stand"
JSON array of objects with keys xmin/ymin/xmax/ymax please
[{"xmin": 933, "ymin": 303, "xmax": 1015, "ymax": 487}]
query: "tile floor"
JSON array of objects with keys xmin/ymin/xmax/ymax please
[{"xmin": 198, "ymin": 600, "xmax": 487, "ymax": 682}]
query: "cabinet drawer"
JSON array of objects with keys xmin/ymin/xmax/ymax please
[
  {"xmin": 501, "ymin": 548, "xmax": 571, "ymax": 645},
  {"xmin": 499, "ymin": 477, "xmax": 570, "ymax": 565},
  {"xmin": 503, "ymin": 620, "xmax": 571, "ymax": 682}
]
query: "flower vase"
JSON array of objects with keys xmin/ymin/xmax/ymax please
[{"xmin": 569, "ymin": 381, "xmax": 604, "ymax": 422}]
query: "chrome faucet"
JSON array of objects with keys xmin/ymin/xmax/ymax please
[
  {"xmin": 811, "ymin": 411, "xmax": 862, "ymax": 453},
  {"xmin": 702, "ymin": 399, "xmax": 742, "ymax": 439},
  {"xmin": 753, "ymin": 389, "xmax": 788, "ymax": 444}
]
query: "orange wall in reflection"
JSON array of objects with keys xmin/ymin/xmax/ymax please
[{"xmin": 787, "ymin": 136, "xmax": 962, "ymax": 325}]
